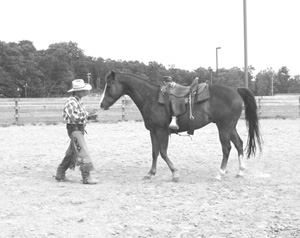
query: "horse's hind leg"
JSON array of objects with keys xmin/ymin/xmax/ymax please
[
  {"xmin": 143, "ymin": 131, "xmax": 159, "ymax": 180},
  {"xmin": 215, "ymin": 125, "xmax": 232, "ymax": 181},
  {"xmin": 230, "ymin": 127, "xmax": 245, "ymax": 177}
]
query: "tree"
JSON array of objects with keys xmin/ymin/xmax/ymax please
[
  {"xmin": 146, "ymin": 61, "xmax": 167, "ymax": 83},
  {"xmin": 42, "ymin": 42, "xmax": 84, "ymax": 97},
  {"xmin": 2, "ymin": 39, "xmax": 300, "ymax": 97},
  {"xmin": 0, "ymin": 40, "xmax": 44, "ymax": 97},
  {"xmin": 255, "ymin": 68, "xmax": 275, "ymax": 96},
  {"xmin": 287, "ymin": 75, "xmax": 300, "ymax": 93},
  {"xmin": 193, "ymin": 67, "xmax": 211, "ymax": 84},
  {"xmin": 275, "ymin": 66, "xmax": 290, "ymax": 94},
  {"xmin": 18, "ymin": 41, "xmax": 44, "ymax": 97},
  {"xmin": 0, "ymin": 67, "xmax": 16, "ymax": 97}
]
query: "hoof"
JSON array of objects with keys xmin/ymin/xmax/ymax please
[
  {"xmin": 236, "ymin": 171, "xmax": 244, "ymax": 178},
  {"xmin": 172, "ymin": 177, "xmax": 179, "ymax": 183},
  {"xmin": 143, "ymin": 174, "xmax": 153, "ymax": 180},
  {"xmin": 215, "ymin": 169, "xmax": 226, "ymax": 181},
  {"xmin": 239, "ymin": 166, "xmax": 246, "ymax": 172}
]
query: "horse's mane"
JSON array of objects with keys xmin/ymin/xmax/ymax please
[{"xmin": 109, "ymin": 71, "xmax": 160, "ymax": 87}]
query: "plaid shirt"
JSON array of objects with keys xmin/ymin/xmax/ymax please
[{"xmin": 63, "ymin": 96, "xmax": 88, "ymax": 125}]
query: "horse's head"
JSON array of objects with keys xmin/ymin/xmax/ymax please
[{"xmin": 100, "ymin": 70, "xmax": 124, "ymax": 110}]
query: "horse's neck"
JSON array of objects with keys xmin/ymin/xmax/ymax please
[{"xmin": 120, "ymin": 75, "xmax": 157, "ymax": 110}]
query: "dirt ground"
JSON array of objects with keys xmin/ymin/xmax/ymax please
[{"xmin": 1, "ymin": 119, "xmax": 300, "ymax": 238}]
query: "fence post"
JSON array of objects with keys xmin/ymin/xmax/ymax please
[
  {"xmin": 15, "ymin": 97, "xmax": 19, "ymax": 124},
  {"xmin": 299, "ymin": 97, "xmax": 300, "ymax": 117},
  {"xmin": 121, "ymin": 96, "xmax": 126, "ymax": 121},
  {"xmin": 258, "ymin": 97, "xmax": 261, "ymax": 117}
]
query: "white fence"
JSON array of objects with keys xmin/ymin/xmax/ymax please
[
  {"xmin": 256, "ymin": 95, "xmax": 300, "ymax": 118},
  {"xmin": 0, "ymin": 95, "xmax": 299, "ymax": 125}
]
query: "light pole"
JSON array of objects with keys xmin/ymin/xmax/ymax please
[
  {"xmin": 243, "ymin": 0, "xmax": 248, "ymax": 88},
  {"xmin": 24, "ymin": 83, "xmax": 28, "ymax": 98},
  {"xmin": 209, "ymin": 68, "xmax": 213, "ymax": 85},
  {"xmin": 271, "ymin": 75, "xmax": 274, "ymax": 96},
  {"xmin": 216, "ymin": 47, "xmax": 221, "ymax": 79},
  {"xmin": 87, "ymin": 73, "xmax": 91, "ymax": 95},
  {"xmin": 43, "ymin": 80, "xmax": 46, "ymax": 98},
  {"xmin": 251, "ymin": 77, "xmax": 256, "ymax": 94},
  {"xmin": 17, "ymin": 87, "xmax": 20, "ymax": 98},
  {"xmin": 87, "ymin": 73, "xmax": 91, "ymax": 85}
]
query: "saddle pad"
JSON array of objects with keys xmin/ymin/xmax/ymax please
[{"xmin": 196, "ymin": 83, "xmax": 210, "ymax": 103}]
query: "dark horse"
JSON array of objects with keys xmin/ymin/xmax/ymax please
[{"xmin": 100, "ymin": 71, "xmax": 262, "ymax": 182}]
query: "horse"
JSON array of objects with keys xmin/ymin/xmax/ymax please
[{"xmin": 100, "ymin": 71, "xmax": 262, "ymax": 182}]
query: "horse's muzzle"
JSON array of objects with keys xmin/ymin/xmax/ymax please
[{"xmin": 100, "ymin": 103, "xmax": 109, "ymax": 110}]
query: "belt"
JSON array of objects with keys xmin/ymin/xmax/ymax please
[{"xmin": 67, "ymin": 124, "xmax": 85, "ymax": 135}]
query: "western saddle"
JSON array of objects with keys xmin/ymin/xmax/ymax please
[{"xmin": 159, "ymin": 76, "xmax": 210, "ymax": 134}]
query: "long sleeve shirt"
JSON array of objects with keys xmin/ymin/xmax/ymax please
[{"xmin": 63, "ymin": 96, "xmax": 88, "ymax": 125}]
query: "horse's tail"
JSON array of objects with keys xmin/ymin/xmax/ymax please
[{"xmin": 237, "ymin": 88, "xmax": 262, "ymax": 158}]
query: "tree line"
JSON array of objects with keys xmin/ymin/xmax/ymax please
[{"xmin": 0, "ymin": 40, "xmax": 299, "ymax": 98}]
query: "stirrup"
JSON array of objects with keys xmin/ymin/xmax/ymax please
[{"xmin": 169, "ymin": 117, "xmax": 179, "ymax": 130}]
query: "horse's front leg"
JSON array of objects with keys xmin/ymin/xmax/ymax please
[
  {"xmin": 143, "ymin": 131, "xmax": 160, "ymax": 180},
  {"xmin": 157, "ymin": 129, "xmax": 179, "ymax": 182}
]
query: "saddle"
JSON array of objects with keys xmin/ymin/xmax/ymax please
[
  {"xmin": 169, "ymin": 77, "xmax": 199, "ymax": 98},
  {"xmin": 158, "ymin": 79, "xmax": 210, "ymax": 134}
]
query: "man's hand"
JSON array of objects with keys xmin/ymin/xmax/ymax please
[{"xmin": 87, "ymin": 112, "xmax": 98, "ymax": 120}]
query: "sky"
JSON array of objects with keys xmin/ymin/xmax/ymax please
[{"xmin": 1, "ymin": 0, "xmax": 300, "ymax": 76}]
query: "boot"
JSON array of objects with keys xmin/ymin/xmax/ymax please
[
  {"xmin": 55, "ymin": 147, "xmax": 73, "ymax": 182},
  {"xmin": 55, "ymin": 166, "xmax": 68, "ymax": 182},
  {"xmin": 169, "ymin": 116, "xmax": 179, "ymax": 130},
  {"xmin": 81, "ymin": 170, "xmax": 98, "ymax": 184}
]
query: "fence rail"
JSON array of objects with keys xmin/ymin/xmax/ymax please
[
  {"xmin": 0, "ymin": 95, "xmax": 299, "ymax": 125},
  {"xmin": 256, "ymin": 95, "xmax": 300, "ymax": 118},
  {"xmin": 0, "ymin": 96, "xmax": 143, "ymax": 125}
]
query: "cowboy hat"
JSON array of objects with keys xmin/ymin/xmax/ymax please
[{"xmin": 68, "ymin": 79, "xmax": 92, "ymax": 92}]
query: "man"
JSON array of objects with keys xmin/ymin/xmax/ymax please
[{"xmin": 55, "ymin": 79, "xmax": 98, "ymax": 184}]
